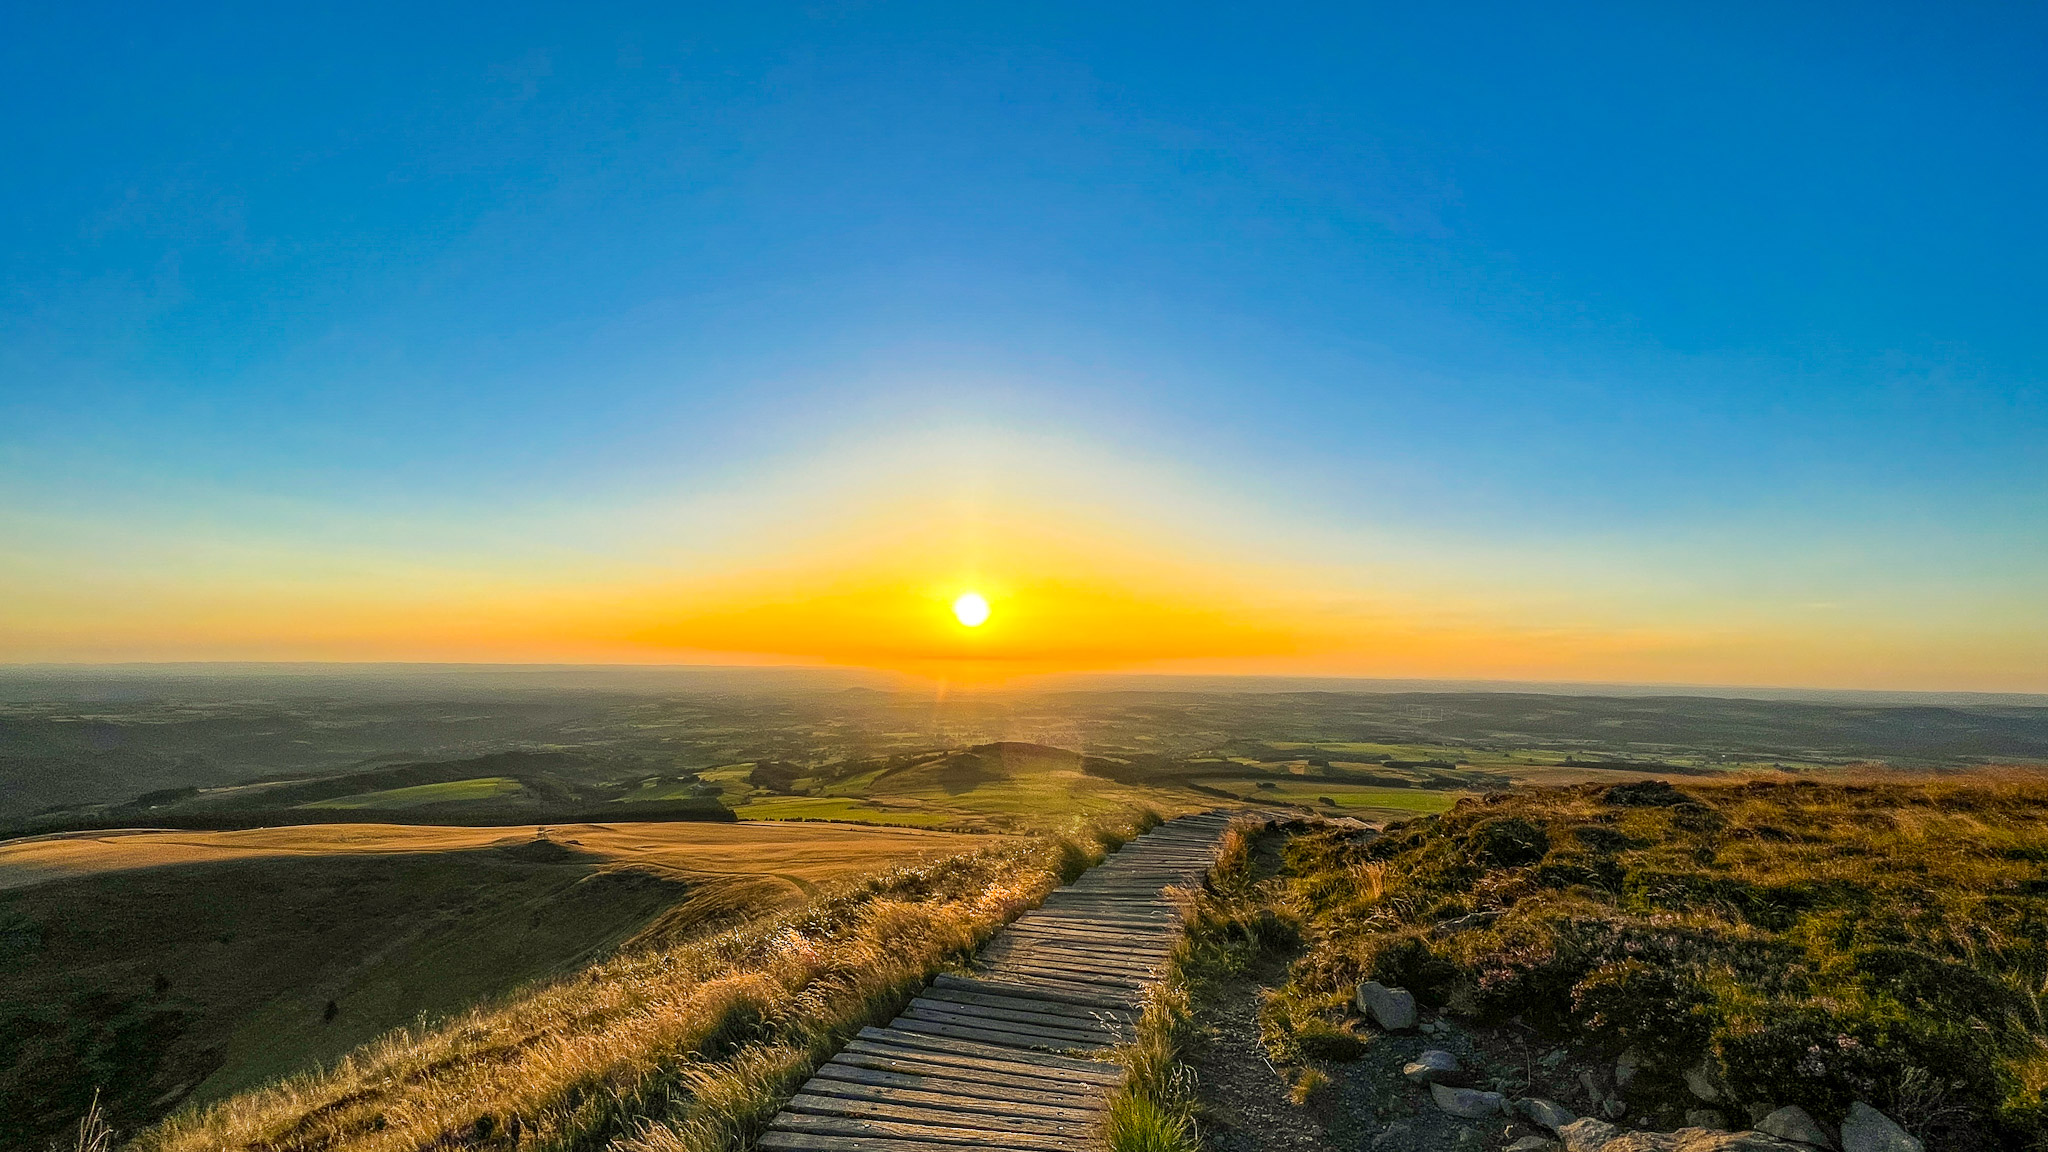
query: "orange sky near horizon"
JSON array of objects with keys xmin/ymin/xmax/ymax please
[{"xmin": 4, "ymin": 430, "xmax": 2044, "ymax": 692}]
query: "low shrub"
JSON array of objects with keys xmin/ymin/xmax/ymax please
[{"xmin": 1266, "ymin": 775, "xmax": 2048, "ymax": 1150}]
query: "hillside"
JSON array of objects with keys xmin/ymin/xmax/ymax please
[
  {"xmin": 116, "ymin": 813, "xmax": 1156, "ymax": 1152},
  {"xmin": 0, "ymin": 821, "xmax": 998, "ymax": 1150},
  {"xmin": 1181, "ymin": 774, "xmax": 2048, "ymax": 1151}
]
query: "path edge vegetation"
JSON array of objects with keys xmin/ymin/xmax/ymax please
[
  {"xmin": 125, "ymin": 809, "xmax": 1163, "ymax": 1152},
  {"xmin": 1101, "ymin": 814, "xmax": 1295, "ymax": 1152}
]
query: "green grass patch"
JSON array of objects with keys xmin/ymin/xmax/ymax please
[
  {"xmin": 730, "ymin": 796, "xmax": 954, "ymax": 827},
  {"xmin": 298, "ymin": 776, "xmax": 524, "ymax": 810}
]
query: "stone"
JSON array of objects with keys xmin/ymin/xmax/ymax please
[
  {"xmin": 1558, "ymin": 1117, "xmax": 1623, "ymax": 1152},
  {"xmin": 1371, "ymin": 1122, "xmax": 1412, "ymax": 1150},
  {"xmin": 1580, "ymin": 1070, "xmax": 1607, "ymax": 1101},
  {"xmin": 1603, "ymin": 1096, "xmax": 1628, "ymax": 1119},
  {"xmin": 1403, "ymin": 1049, "xmax": 1461, "ymax": 1083},
  {"xmin": 1356, "ymin": 981, "xmax": 1419, "ymax": 1030},
  {"xmin": 1432, "ymin": 1082, "xmax": 1508, "ymax": 1119},
  {"xmin": 1840, "ymin": 1103, "xmax": 1922, "ymax": 1152},
  {"xmin": 1685, "ymin": 1062, "xmax": 1722, "ymax": 1102},
  {"xmin": 1686, "ymin": 1110, "xmax": 1727, "ymax": 1131},
  {"xmin": 1757, "ymin": 1106, "xmax": 1834, "ymax": 1149},
  {"xmin": 1615, "ymin": 1050, "xmax": 1645, "ymax": 1089},
  {"xmin": 1507, "ymin": 1139, "xmax": 1562, "ymax": 1152},
  {"xmin": 1600, "ymin": 1131, "xmax": 1802, "ymax": 1152},
  {"xmin": 1520, "ymin": 1097, "xmax": 1578, "ymax": 1133}
]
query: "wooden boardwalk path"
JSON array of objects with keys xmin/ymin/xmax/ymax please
[{"xmin": 759, "ymin": 811, "xmax": 1236, "ymax": 1151}]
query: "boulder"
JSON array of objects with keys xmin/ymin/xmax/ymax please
[
  {"xmin": 1356, "ymin": 981, "xmax": 1419, "ymax": 1030},
  {"xmin": 1520, "ymin": 1097, "xmax": 1577, "ymax": 1133},
  {"xmin": 1431, "ymin": 1082, "xmax": 1507, "ymax": 1119},
  {"xmin": 1840, "ymin": 1103, "xmax": 1922, "ymax": 1152},
  {"xmin": 1685, "ymin": 1063, "xmax": 1722, "ymax": 1102},
  {"xmin": 1757, "ymin": 1106, "xmax": 1834, "ymax": 1149},
  {"xmin": 1402, "ymin": 1049, "xmax": 1460, "ymax": 1083},
  {"xmin": 1615, "ymin": 1050, "xmax": 1646, "ymax": 1089}
]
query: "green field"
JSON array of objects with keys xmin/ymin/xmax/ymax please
[
  {"xmin": 731, "ymin": 795, "xmax": 956, "ymax": 826},
  {"xmin": 1201, "ymin": 778, "xmax": 1462, "ymax": 813},
  {"xmin": 298, "ymin": 776, "xmax": 525, "ymax": 809}
]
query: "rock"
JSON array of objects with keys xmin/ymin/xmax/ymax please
[
  {"xmin": 1746, "ymin": 1104, "xmax": 1775, "ymax": 1127},
  {"xmin": 1685, "ymin": 1062, "xmax": 1722, "ymax": 1102},
  {"xmin": 1558, "ymin": 1117, "xmax": 1623, "ymax": 1152},
  {"xmin": 1403, "ymin": 1049, "xmax": 1461, "ymax": 1083},
  {"xmin": 1580, "ymin": 1070, "xmax": 1607, "ymax": 1101},
  {"xmin": 1507, "ymin": 1139, "xmax": 1562, "ymax": 1152},
  {"xmin": 1357, "ymin": 980, "xmax": 1419, "ymax": 1030},
  {"xmin": 1600, "ymin": 1131, "xmax": 1801, "ymax": 1152},
  {"xmin": 1615, "ymin": 1050, "xmax": 1645, "ymax": 1089},
  {"xmin": 1604, "ymin": 1096, "xmax": 1628, "ymax": 1119},
  {"xmin": 1757, "ymin": 1106, "xmax": 1834, "ymax": 1149},
  {"xmin": 1686, "ymin": 1110, "xmax": 1727, "ymax": 1131},
  {"xmin": 1372, "ymin": 1122, "xmax": 1412, "ymax": 1150},
  {"xmin": 1432, "ymin": 1082, "xmax": 1508, "ymax": 1119},
  {"xmin": 1841, "ymin": 1103, "xmax": 1922, "ymax": 1152},
  {"xmin": 1520, "ymin": 1097, "xmax": 1578, "ymax": 1133}
]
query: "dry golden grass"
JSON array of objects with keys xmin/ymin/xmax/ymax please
[
  {"xmin": 0, "ymin": 820, "xmax": 997, "ymax": 894},
  {"xmin": 131, "ymin": 812, "xmax": 1157, "ymax": 1152}
]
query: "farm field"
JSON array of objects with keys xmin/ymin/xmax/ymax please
[
  {"xmin": 0, "ymin": 819, "xmax": 998, "ymax": 1147},
  {"xmin": 0, "ymin": 819, "xmax": 992, "ymax": 893}
]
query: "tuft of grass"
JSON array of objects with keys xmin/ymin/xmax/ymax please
[
  {"xmin": 1103, "ymin": 1092, "xmax": 1199, "ymax": 1152},
  {"xmin": 66, "ymin": 1089, "xmax": 117, "ymax": 1152},
  {"xmin": 133, "ymin": 808, "xmax": 1162, "ymax": 1152},
  {"xmin": 1288, "ymin": 1065, "xmax": 1330, "ymax": 1105}
]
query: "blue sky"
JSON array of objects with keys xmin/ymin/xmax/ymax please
[{"xmin": 2, "ymin": 2, "xmax": 2045, "ymax": 685}]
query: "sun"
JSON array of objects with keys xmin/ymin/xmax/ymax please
[{"xmin": 951, "ymin": 591, "xmax": 991, "ymax": 628}]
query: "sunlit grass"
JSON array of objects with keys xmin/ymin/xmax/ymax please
[{"xmin": 135, "ymin": 810, "xmax": 1162, "ymax": 1152}]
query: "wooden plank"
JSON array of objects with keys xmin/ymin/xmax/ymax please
[
  {"xmin": 834, "ymin": 1046, "xmax": 1112, "ymax": 1093},
  {"xmin": 917, "ymin": 984, "xmax": 1141, "ymax": 1023},
  {"xmin": 759, "ymin": 1130, "xmax": 1053, "ymax": 1152},
  {"xmin": 988, "ymin": 936, "xmax": 1166, "ymax": 960},
  {"xmin": 768, "ymin": 1112, "xmax": 1076, "ymax": 1150},
  {"xmin": 845, "ymin": 1038, "xmax": 1122, "ymax": 1085},
  {"xmin": 810, "ymin": 1062, "xmax": 1104, "ymax": 1108},
  {"xmin": 901, "ymin": 1005, "xmax": 1115, "ymax": 1047},
  {"xmin": 783, "ymin": 1093, "xmax": 1094, "ymax": 1138},
  {"xmin": 977, "ymin": 960, "xmax": 1146, "ymax": 989},
  {"xmin": 795, "ymin": 1077, "xmax": 1101, "ymax": 1122},
  {"xmin": 884, "ymin": 1014, "xmax": 1097, "ymax": 1052},
  {"xmin": 957, "ymin": 971, "xmax": 1144, "ymax": 1007},
  {"xmin": 931, "ymin": 972, "xmax": 1135, "ymax": 1013},
  {"xmin": 852, "ymin": 1028, "xmax": 1125, "ymax": 1079},
  {"xmin": 909, "ymin": 994, "xmax": 1130, "ymax": 1034}
]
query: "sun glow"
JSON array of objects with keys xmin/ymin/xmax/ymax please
[{"xmin": 952, "ymin": 591, "xmax": 991, "ymax": 628}]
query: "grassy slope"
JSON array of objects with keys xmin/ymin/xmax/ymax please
[
  {"xmin": 131, "ymin": 812, "xmax": 1158, "ymax": 1152},
  {"xmin": 299, "ymin": 776, "xmax": 526, "ymax": 809},
  {"xmin": 0, "ymin": 822, "xmax": 998, "ymax": 1151},
  {"xmin": 1262, "ymin": 773, "xmax": 2048, "ymax": 1150}
]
